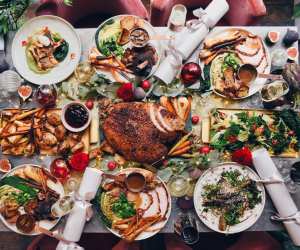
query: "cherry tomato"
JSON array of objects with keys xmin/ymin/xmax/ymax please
[
  {"xmin": 199, "ymin": 145, "xmax": 211, "ymax": 154},
  {"xmin": 272, "ymin": 139, "xmax": 278, "ymax": 145},
  {"xmin": 85, "ymin": 99, "xmax": 94, "ymax": 110},
  {"xmin": 140, "ymin": 80, "xmax": 152, "ymax": 91},
  {"xmin": 107, "ymin": 161, "xmax": 117, "ymax": 171},
  {"xmin": 191, "ymin": 115, "xmax": 200, "ymax": 125},
  {"xmin": 288, "ymin": 130, "xmax": 296, "ymax": 136}
]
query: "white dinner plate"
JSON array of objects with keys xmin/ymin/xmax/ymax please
[
  {"xmin": 100, "ymin": 167, "xmax": 171, "ymax": 241},
  {"xmin": 199, "ymin": 28, "xmax": 271, "ymax": 100},
  {"xmin": 12, "ymin": 15, "xmax": 81, "ymax": 85},
  {"xmin": 94, "ymin": 15, "xmax": 162, "ymax": 81},
  {"xmin": 0, "ymin": 164, "xmax": 64, "ymax": 235},
  {"xmin": 194, "ymin": 162, "xmax": 266, "ymax": 234}
]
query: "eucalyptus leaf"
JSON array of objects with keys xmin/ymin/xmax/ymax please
[
  {"xmin": 152, "ymin": 82, "xmax": 184, "ymax": 97},
  {"xmin": 157, "ymin": 168, "xmax": 173, "ymax": 183}
]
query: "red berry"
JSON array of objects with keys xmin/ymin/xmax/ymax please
[
  {"xmin": 140, "ymin": 80, "xmax": 151, "ymax": 91},
  {"xmin": 288, "ymin": 130, "xmax": 295, "ymax": 136},
  {"xmin": 199, "ymin": 145, "xmax": 211, "ymax": 154},
  {"xmin": 85, "ymin": 99, "xmax": 94, "ymax": 110},
  {"xmin": 107, "ymin": 161, "xmax": 117, "ymax": 171},
  {"xmin": 191, "ymin": 115, "xmax": 200, "ymax": 124}
]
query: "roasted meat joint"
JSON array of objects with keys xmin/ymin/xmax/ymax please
[{"xmin": 103, "ymin": 102, "xmax": 185, "ymax": 164}]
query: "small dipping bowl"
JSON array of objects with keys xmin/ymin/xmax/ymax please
[
  {"xmin": 61, "ymin": 102, "xmax": 91, "ymax": 132},
  {"xmin": 125, "ymin": 172, "xmax": 146, "ymax": 193},
  {"xmin": 237, "ymin": 64, "xmax": 257, "ymax": 83},
  {"xmin": 130, "ymin": 28, "xmax": 150, "ymax": 48},
  {"xmin": 260, "ymin": 80, "xmax": 290, "ymax": 109}
]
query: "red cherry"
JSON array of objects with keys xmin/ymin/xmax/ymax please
[
  {"xmin": 140, "ymin": 80, "xmax": 152, "ymax": 91},
  {"xmin": 191, "ymin": 115, "xmax": 200, "ymax": 124},
  {"xmin": 288, "ymin": 130, "xmax": 295, "ymax": 136},
  {"xmin": 199, "ymin": 145, "xmax": 211, "ymax": 154},
  {"xmin": 107, "ymin": 161, "xmax": 117, "ymax": 171},
  {"xmin": 85, "ymin": 99, "xmax": 94, "ymax": 110}
]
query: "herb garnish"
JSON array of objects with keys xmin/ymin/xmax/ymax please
[{"xmin": 112, "ymin": 193, "xmax": 136, "ymax": 219}]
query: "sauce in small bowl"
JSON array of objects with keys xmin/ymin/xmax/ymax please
[
  {"xmin": 130, "ymin": 28, "xmax": 150, "ymax": 48},
  {"xmin": 125, "ymin": 172, "xmax": 146, "ymax": 193},
  {"xmin": 61, "ymin": 102, "xmax": 91, "ymax": 132}
]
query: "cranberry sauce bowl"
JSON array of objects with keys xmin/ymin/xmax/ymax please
[{"xmin": 61, "ymin": 102, "xmax": 91, "ymax": 132}]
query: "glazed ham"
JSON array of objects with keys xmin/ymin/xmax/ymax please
[
  {"xmin": 256, "ymin": 56, "xmax": 268, "ymax": 74},
  {"xmin": 143, "ymin": 190, "xmax": 161, "ymax": 218},
  {"xmin": 103, "ymin": 102, "xmax": 185, "ymax": 164},
  {"xmin": 235, "ymin": 36, "xmax": 261, "ymax": 56},
  {"xmin": 237, "ymin": 38, "xmax": 265, "ymax": 67},
  {"xmin": 146, "ymin": 184, "xmax": 170, "ymax": 232},
  {"xmin": 127, "ymin": 191, "xmax": 153, "ymax": 211}
]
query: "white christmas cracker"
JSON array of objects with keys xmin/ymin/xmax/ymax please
[
  {"xmin": 252, "ymin": 148, "xmax": 300, "ymax": 246},
  {"xmin": 154, "ymin": 0, "xmax": 229, "ymax": 84},
  {"xmin": 56, "ymin": 168, "xmax": 103, "ymax": 250}
]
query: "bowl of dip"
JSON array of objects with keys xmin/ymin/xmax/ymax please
[
  {"xmin": 130, "ymin": 28, "xmax": 150, "ymax": 48},
  {"xmin": 61, "ymin": 102, "xmax": 91, "ymax": 132}
]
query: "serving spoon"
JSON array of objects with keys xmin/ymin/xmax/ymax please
[{"xmin": 238, "ymin": 64, "xmax": 283, "ymax": 82}]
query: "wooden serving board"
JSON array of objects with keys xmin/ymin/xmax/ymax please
[
  {"xmin": 201, "ymin": 108, "xmax": 299, "ymax": 158},
  {"xmin": 0, "ymin": 108, "xmax": 90, "ymax": 156}
]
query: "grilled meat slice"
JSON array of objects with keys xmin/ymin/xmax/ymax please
[{"xmin": 103, "ymin": 102, "xmax": 184, "ymax": 164}]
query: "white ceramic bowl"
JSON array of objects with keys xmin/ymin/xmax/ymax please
[{"xmin": 61, "ymin": 102, "xmax": 91, "ymax": 132}]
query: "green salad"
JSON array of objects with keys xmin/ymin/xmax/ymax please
[{"xmin": 210, "ymin": 109, "xmax": 300, "ymax": 155}]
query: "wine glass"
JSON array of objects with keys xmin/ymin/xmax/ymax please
[{"xmin": 36, "ymin": 84, "xmax": 57, "ymax": 108}]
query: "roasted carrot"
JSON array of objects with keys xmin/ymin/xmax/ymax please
[
  {"xmin": 168, "ymin": 132, "xmax": 192, "ymax": 155},
  {"xmin": 170, "ymin": 145, "xmax": 191, "ymax": 156}
]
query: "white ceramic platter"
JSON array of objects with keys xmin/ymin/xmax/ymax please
[
  {"xmin": 0, "ymin": 164, "xmax": 64, "ymax": 235},
  {"xmin": 94, "ymin": 15, "xmax": 162, "ymax": 81},
  {"xmin": 194, "ymin": 162, "xmax": 266, "ymax": 234},
  {"xmin": 12, "ymin": 15, "xmax": 81, "ymax": 85},
  {"xmin": 199, "ymin": 28, "xmax": 271, "ymax": 100},
  {"xmin": 101, "ymin": 167, "xmax": 171, "ymax": 241}
]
